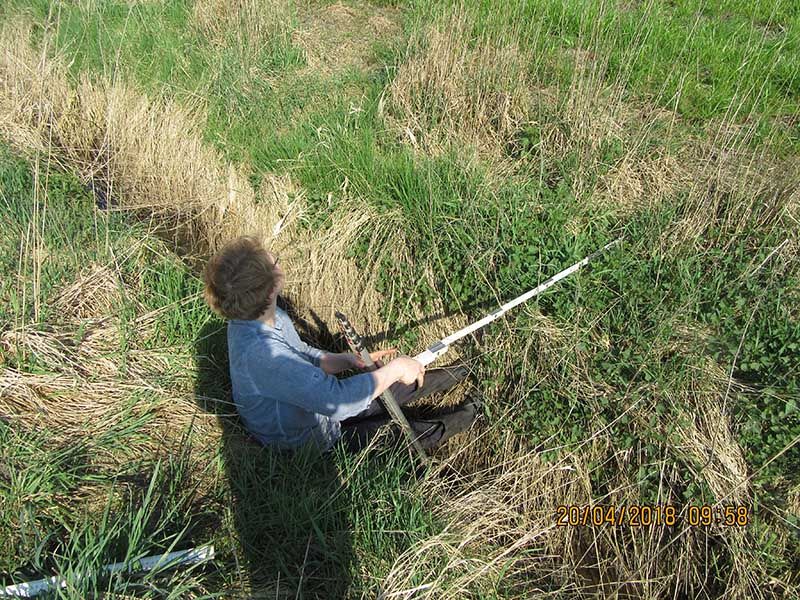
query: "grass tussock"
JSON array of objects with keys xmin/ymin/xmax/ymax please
[
  {"xmin": 0, "ymin": 19, "xmax": 411, "ymax": 339},
  {"xmin": 191, "ymin": 0, "xmax": 293, "ymax": 62},
  {"xmin": 384, "ymin": 8, "xmax": 533, "ymax": 171},
  {"xmin": 51, "ymin": 263, "xmax": 125, "ymax": 321},
  {"xmin": 667, "ymin": 134, "xmax": 800, "ymax": 253},
  {"xmin": 292, "ymin": 0, "xmax": 402, "ymax": 76}
]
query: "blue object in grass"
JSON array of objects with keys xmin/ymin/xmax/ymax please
[
  {"xmin": 87, "ymin": 179, "xmax": 113, "ymax": 209},
  {"xmin": 227, "ymin": 307, "xmax": 376, "ymax": 450}
]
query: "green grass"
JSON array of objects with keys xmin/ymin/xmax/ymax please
[
  {"xmin": 0, "ymin": 142, "xmax": 447, "ymax": 596},
  {"xmin": 406, "ymin": 0, "xmax": 800, "ymax": 150},
  {"xmin": 1, "ymin": 419, "xmax": 221, "ymax": 599},
  {"xmin": 0, "ymin": 144, "xmax": 131, "ymax": 327}
]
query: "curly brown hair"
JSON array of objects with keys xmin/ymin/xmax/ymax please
[{"xmin": 203, "ymin": 236, "xmax": 278, "ymax": 320}]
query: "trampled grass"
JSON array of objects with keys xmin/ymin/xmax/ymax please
[{"xmin": 0, "ymin": 0, "xmax": 798, "ymax": 597}]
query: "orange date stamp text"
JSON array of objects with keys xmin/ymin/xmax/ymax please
[{"xmin": 555, "ymin": 504, "xmax": 750, "ymax": 527}]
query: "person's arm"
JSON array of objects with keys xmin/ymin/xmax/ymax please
[
  {"xmin": 247, "ymin": 343, "xmax": 375, "ymax": 420},
  {"xmin": 246, "ymin": 342, "xmax": 423, "ymax": 421},
  {"xmin": 296, "ymin": 341, "xmax": 325, "ymax": 368},
  {"xmin": 319, "ymin": 352, "xmax": 354, "ymax": 375},
  {"xmin": 319, "ymin": 349, "xmax": 397, "ymax": 375}
]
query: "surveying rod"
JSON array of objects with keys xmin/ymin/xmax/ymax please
[{"xmin": 413, "ymin": 238, "xmax": 622, "ymax": 368}]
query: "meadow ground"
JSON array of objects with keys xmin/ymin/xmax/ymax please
[{"xmin": 0, "ymin": 0, "xmax": 798, "ymax": 598}]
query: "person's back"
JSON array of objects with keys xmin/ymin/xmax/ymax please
[{"xmin": 227, "ymin": 307, "xmax": 367, "ymax": 449}]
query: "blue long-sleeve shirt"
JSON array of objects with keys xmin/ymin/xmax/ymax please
[{"xmin": 226, "ymin": 306, "xmax": 377, "ymax": 450}]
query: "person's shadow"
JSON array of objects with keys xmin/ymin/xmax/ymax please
[{"xmin": 192, "ymin": 298, "xmax": 357, "ymax": 599}]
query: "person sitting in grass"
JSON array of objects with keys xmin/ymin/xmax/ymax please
[{"xmin": 202, "ymin": 235, "xmax": 478, "ymax": 452}]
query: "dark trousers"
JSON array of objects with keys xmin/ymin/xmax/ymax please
[{"xmin": 340, "ymin": 364, "xmax": 468, "ymax": 451}]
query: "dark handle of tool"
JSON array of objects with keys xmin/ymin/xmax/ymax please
[
  {"xmin": 335, "ymin": 311, "xmax": 418, "ymax": 389},
  {"xmin": 335, "ymin": 311, "xmax": 368, "ymax": 361}
]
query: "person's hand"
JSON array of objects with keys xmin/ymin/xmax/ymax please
[
  {"xmin": 391, "ymin": 356, "xmax": 425, "ymax": 388},
  {"xmin": 350, "ymin": 348, "xmax": 397, "ymax": 369}
]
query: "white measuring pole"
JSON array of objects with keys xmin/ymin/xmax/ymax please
[
  {"xmin": 1, "ymin": 545, "xmax": 215, "ymax": 598},
  {"xmin": 413, "ymin": 238, "xmax": 622, "ymax": 367}
]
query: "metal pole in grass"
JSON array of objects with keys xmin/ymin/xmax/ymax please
[
  {"xmin": 1, "ymin": 545, "xmax": 215, "ymax": 598},
  {"xmin": 413, "ymin": 238, "xmax": 623, "ymax": 367},
  {"xmin": 335, "ymin": 311, "xmax": 430, "ymax": 464}
]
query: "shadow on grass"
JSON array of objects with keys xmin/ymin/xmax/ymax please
[
  {"xmin": 286, "ymin": 295, "xmax": 504, "ymax": 352},
  {"xmin": 192, "ymin": 311, "xmax": 356, "ymax": 599}
]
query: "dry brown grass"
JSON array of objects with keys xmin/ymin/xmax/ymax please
[
  {"xmin": 592, "ymin": 149, "xmax": 688, "ymax": 217},
  {"xmin": 380, "ymin": 433, "xmax": 588, "ymax": 597},
  {"xmin": 664, "ymin": 126, "xmax": 800, "ymax": 254},
  {"xmin": 0, "ymin": 20, "xmax": 257, "ymax": 260},
  {"xmin": 51, "ymin": 263, "xmax": 125, "ymax": 321},
  {"xmin": 292, "ymin": 0, "xmax": 402, "ymax": 76},
  {"xmin": 377, "ymin": 404, "xmax": 791, "ymax": 599},
  {"xmin": 383, "ymin": 8, "xmax": 533, "ymax": 173},
  {"xmin": 671, "ymin": 358, "xmax": 751, "ymax": 503},
  {"xmin": 384, "ymin": 431, "xmax": 701, "ymax": 598},
  {"xmin": 0, "ymin": 308, "xmax": 219, "ymax": 443}
]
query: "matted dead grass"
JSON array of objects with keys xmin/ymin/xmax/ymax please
[
  {"xmin": 671, "ymin": 357, "xmax": 751, "ymax": 504},
  {"xmin": 592, "ymin": 150, "xmax": 689, "ymax": 217},
  {"xmin": 51, "ymin": 263, "xmax": 125, "ymax": 321},
  {"xmin": 0, "ymin": 310, "xmax": 218, "ymax": 443},
  {"xmin": 292, "ymin": 0, "xmax": 402, "ymax": 76},
  {"xmin": 379, "ymin": 419, "xmax": 781, "ymax": 599},
  {"xmin": 384, "ymin": 8, "xmax": 534, "ymax": 174}
]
